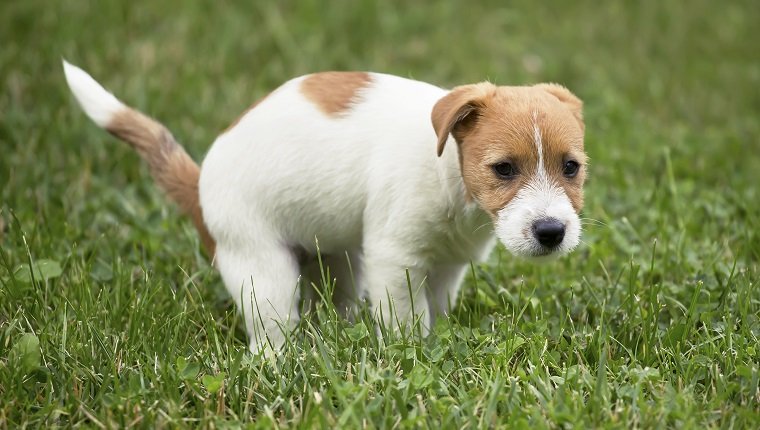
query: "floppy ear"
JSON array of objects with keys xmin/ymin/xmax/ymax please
[
  {"xmin": 534, "ymin": 83, "xmax": 584, "ymax": 130},
  {"xmin": 431, "ymin": 82, "xmax": 495, "ymax": 157}
]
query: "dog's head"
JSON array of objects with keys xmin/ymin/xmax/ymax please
[{"xmin": 432, "ymin": 82, "xmax": 586, "ymax": 259}]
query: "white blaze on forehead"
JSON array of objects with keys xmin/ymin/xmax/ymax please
[
  {"xmin": 533, "ymin": 110, "xmax": 544, "ymax": 170},
  {"xmin": 492, "ymin": 111, "xmax": 582, "ymax": 258},
  {"xmin": 531, "ymin": 110, "xmax": 554, "ymax": 194}
]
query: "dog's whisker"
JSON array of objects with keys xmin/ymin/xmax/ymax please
[
  {"xmin": 473, "ymin": 222, "xmax": 493, "ymax": 233},
  {"xmin": 580, "ymin": 221, "xmax": 606, "ymax": 226}
]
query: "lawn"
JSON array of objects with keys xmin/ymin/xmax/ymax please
[{"xmin": 1, "ymin": 0, "xmax": 759, "ymax": 428}]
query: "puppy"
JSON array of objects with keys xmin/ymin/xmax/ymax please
[{"xmin": 63, "ymin": 62, "xmax": 586, "ymax": 354}]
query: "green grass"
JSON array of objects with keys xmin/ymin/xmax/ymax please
[{"xmin": 1, "ymin": 0, "xmax": 759, "ymax": 427}]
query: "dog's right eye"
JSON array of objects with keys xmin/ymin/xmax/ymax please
[{"xmin": 493, "ymin": 162, "xmax": 517, "ymax": 179}]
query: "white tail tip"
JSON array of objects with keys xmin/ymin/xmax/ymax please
[{"xmin": 62, "ymin": 59, "xmax": 125, "ymax": 128}]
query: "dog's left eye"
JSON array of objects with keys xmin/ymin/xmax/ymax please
[
  {"xmin": 563, "ymin": 160, "xmax": 580, "ymax": 178},
  {"xmin": 493, "ymin": 162, "xmax": 517, "ymax": 179}
]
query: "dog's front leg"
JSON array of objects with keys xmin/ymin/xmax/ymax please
[
  {"xmin": 427, "ymin": 263, "xmax": 469, "ymax": 317},
  {"xmin": 361, "ymin": 244, "xmax": 431, "ymax": 335}
]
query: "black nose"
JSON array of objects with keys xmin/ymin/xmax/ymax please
[{"xmin": 532, "ymin": 218, "xmax": 565, "ymax": 248}]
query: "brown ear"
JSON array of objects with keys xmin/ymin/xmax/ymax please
[
  {"xmin": 431, "ymin": 82, "xmax": 495, "ymax": 157},
  {"xmin": 534, "ymin": 83, "xmax": 584, "ymax": 130}
]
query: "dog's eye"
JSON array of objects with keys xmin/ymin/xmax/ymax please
[
  {"xmin": 563, "ymin": 160, "xmax": 580, "ymax": 178},
  {"xmin": 493, "ymin": 162, "xmax": 517, "ymax": 179}
]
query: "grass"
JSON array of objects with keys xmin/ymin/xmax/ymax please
[{"xmin": 1, "ymin": 0, "xmax": 759, "ymax": 427}]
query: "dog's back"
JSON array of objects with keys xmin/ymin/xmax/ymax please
[{"xmin": 199, "ymin": 72, "xmax": 457, "ymax": 255}]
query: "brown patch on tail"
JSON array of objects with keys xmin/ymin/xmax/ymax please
[
  {"xmin": 300, "ymin": 72, "xmax": 372, "ymax": 116},
  {"xmin": 106, "ymin": 109, "xmax": 216, "ymax": 257}
]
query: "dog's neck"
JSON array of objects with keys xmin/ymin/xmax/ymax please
[{"xmin": 429, "ymin": 141, "xmax": 494, "ymax": 262}]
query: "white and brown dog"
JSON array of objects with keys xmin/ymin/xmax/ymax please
[{"xmin": 63, "ymin": 61, "xmax": 586, "ymax": 354}]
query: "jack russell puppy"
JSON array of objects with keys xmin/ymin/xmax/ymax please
[{"xmin": 63, "ymin": 61, "xmax": 587, "ymax": 354}]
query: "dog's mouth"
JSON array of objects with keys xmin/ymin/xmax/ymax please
[
  {"xmin": 533, "ymin": 246, "xmax": 559, "ymax": 257},
  {"xmin": 522, "ymin": 244, "xmax": 568, "ymax": 261},
  {"xmin": 501, "ymin": 239, "xmax": 576, "ymax": 260}
]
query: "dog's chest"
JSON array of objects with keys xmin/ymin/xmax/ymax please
[{"xmin": 431, "ymin": 203, "xmax": 495, "ymax": 263}]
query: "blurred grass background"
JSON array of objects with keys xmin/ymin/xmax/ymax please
[{"xmin": 1, "ymin": 0, "xmax": 759, "ymax": 427}]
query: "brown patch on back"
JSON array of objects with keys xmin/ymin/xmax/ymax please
[
  {"xmin": 300, "ymin": 72, "xmax": 372, "ymax": 116},
  {"xmin": 107, "ymin": 109, "xmax": 216, "ymax": 257},
  {"xmin": 434, "ymin": 84, "xmax": 586, "ymax": 216}
]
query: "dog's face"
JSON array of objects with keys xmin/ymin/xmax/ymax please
[{"xmin": 433, "ymin": 82, "xmax": 586, "ymax": 258}]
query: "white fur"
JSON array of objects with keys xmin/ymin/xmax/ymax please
[
  {"xmin": 533, "ymin": 111, "xmax": 545, "ymax": 169},
  {"xmin": 494, "ymin": 117, "xmax": 581, "ymax": 258},
  {"xmin": 199, "ymin": 74, "xmax": 496, "ymax": 353},
  {"xmin": 62, "ymin": 60, "xmax": 125, "ymax": 127},
  {"xmin": 64, "ymin": 61, "xmax": 581, "ymax": 354}
]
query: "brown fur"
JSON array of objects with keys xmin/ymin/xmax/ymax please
[
  {"xmin": 535, "ymin": 108, "xmax": 586, "ymax": 211},
  {"xmin": 300, "ymin": 72, "xmax": 372, "ymax": 116},
  {"xmin": 432, "ymin": 83, "xmax": 586, "ymax": 217},
  {"xmin": 432, "ymin": 82, "xmax": 496, "ymax": 157},
  {"xmin": 107, "ymin": 109, "xmax": 216, "ymax": 256},
  {"xmin": 533, "ymin": 83, "xmax": 584, "ymax": 130}
]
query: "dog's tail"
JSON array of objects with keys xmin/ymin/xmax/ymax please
[{"xmin": 62, "ymin": 60, "xmax": 216, "ymax": 256}]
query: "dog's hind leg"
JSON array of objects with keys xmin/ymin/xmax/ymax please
[{"xmin": 215, "ymin": 243, "xmax": 301, "ymax": 355}]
